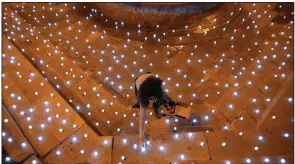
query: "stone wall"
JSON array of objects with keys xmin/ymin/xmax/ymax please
[{"xmin": 95, "ymin": 3, "xmax": 223, "ymax": 29}]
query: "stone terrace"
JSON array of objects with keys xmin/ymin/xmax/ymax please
[{"xmin": 1, "ymin": 2, "xmax": 294, "ymax": 164}]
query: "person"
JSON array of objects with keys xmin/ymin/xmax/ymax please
[{"xmin": 134, "ymin": 72, "xmax": 176, "ymax": 148}]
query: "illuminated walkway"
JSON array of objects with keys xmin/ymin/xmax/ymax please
[{"xmin": 2, "ymin": 2, "xmax": 293, "ymax": 164}]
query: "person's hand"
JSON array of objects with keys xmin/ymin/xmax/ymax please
[{"xmin": 139, "ymin": 137, "xmax": 146, "ymax": 148}]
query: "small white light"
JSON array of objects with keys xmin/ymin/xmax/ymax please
[
  {"xmin": 228, "ymin": 104, "xmax": 233, "ymax": 109},
  {"xmin": 56, "ymin": 151, "xmax": 61, "ymax": 156},
  {"xmin": 123, "ymin": 139, "xmax": 127, "ymax": 144},
  {"xmin": 165, "ymin": 119, "xmax": 170, "ymax": 124},
  {"xmin": 38, "ymin": 136, "xmax": 43, "ymax": 141},
  {"xmin": 221, "ymin": 142, "xmax": 226, "ymax": 147},
  {"xmin": 40, "ymin": 124, "xmax": 45, "ymax": 128},
  {"xmin": 281, "ymin": 158, "xmax": 286, "ymax": 163},
  {"xmin": 133, "ymin": 144, "xmax": 138, "ymax": 149},
  {"xmin": 284, "ymin": 133, "xmax": 289, "ymax": 138},
  {"xmin": 264, "ymin": 158, "xmax": 270, "ymax": 162},
  {"xmin": 72, "ymin": 137, "xmax": 77, "ymax": 142},
  {"xmin": 180, "ymin": 154, "xmax": 185, "ymax": 160},
  {"xmin": 80, "ymin": 150, "xmax": 85, "ymax": 154},
  {"xmin": 141, "ymin": 146, "xmax": 146, "ymax": 152},
  {"xmin": 94, "ymin": 151, "xmax": 99, "ymax": 156},
  {"xmin": 246, "ymin": 158, "xmax": 251, "ymax": 163},
  {"xmin": 200, "ymin": 141, "xmax": 205, "ymax": 147},
  {"xmin": 239, "ymin": 132, "xmax": 244, "ymax": 136},
  {"xmin": 21, "ymin": 142, "xmax": 27, "ymax": 147},
  {"xmin": 258, "ymin": 136, "xmax": 263, "ymax": 141},
  {"xmin": 254, "ymin": 146, "xmax": 259, "ymax": 151}
]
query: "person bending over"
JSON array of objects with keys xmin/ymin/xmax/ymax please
[{"xmin": 134, "ymin": 72, "xmax": 176, "ymax": 147}]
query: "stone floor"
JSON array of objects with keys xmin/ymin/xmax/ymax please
[{"xmin": 1, "ymin": 2, "xmax": 294, "ymax": 164}]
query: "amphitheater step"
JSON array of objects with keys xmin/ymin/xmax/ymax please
[
  {"xmin": 3, "ymin": 35, "xmax": 85, "ymax": 156},
  {"xmin": 112, "ymin": 131, "xmax": 209, "ymax": 164},
  {"xmin": 42, "ymin": 124, "xmax": 112, "ymax": 164},
  {"xmin": 2, "ymin": 105, "xmax": 34, "ymax": 163},
  {"xmin": 3, "ymin": 7, "xmax": 130, "ymax": 136}
]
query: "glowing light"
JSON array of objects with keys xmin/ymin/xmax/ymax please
[
  {"xmin": 228, "ymin": 104, "xmax": 233, "ymax": 109},
  {"xmin": 254, "ymin": 146, "xmax": 259, "ymax": 151},
  {"xmin": 38, "ymin": 136, "xmax": 43, "ymax": 141},
  {"xmin": 8, "ymin": 138, "xmax": 13, "ymax": 142},
  {"xmin": 239, "ymin": 132, "xmax": 244, "ymax": 136},
  {"xmin": 133, "ymin": 144, "xmax": 138, "ymax": 149},
  {"xmin": 246, "ymin": 158, "xmax": 251, "ymax": 163},
  {"xmin": 180, "ymin": 154, "xmax": 185, "ymax": 160},
  {"xmin": 94, "ymin": 151, "xmax": 99, "ymax": 156},
  {"xmin": 284, "ymin": 133, "xmax": 289, "ymax": 138},
  {"xmin": 141, "ymin": 146, "xmax": 146, "ymax": 152},
  {"xmin": 221, "ymin": 142, "xmax": 226, "ymax": 147},
  {"xmin": 200, "ymin": 142, "xmax": 205, "ymax": 147},
  {"xmin": 264, "ymin": 158, "xmax": 270, "ymax": 162}
]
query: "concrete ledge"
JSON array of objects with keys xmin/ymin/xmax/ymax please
[{"xmin": 95, "ymin": 3, "xmax": 223, "ymax": 28}]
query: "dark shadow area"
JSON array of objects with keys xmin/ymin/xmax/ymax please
[{"xmin": 272, "ymin": 2, "xmax": 294, "ymax": 25}]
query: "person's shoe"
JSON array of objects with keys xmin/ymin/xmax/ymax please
[{"xmin": 132, "ymin": 102, "xmax": 140, "ymax": 108}]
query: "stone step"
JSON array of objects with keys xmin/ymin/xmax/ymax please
[
  {"xmin": 111, "ymin": 103, "xmax": 231, "ymax": 137},
  {"xmin": 112, "ymin": 131, "xmax": 209, "ymax": 164},
  {"xmin": 2, "ymin": 35, "xmax": 85, "ymax": 156},
  {"xmin": 42, "ymin": 124, "xmax": 112, "ymax": 164},
  {"xmin": 205, "ymin": 130, "xmax": 293, "ymax": 163},
  {"xmin": 2, "ymin": 105, "xmax": 34, "ymax": 163},
  {"xmin": 3, "ymin": 7, "xmax": 130, "ymax": 136},
  {"xmin": 23, "ymin": 155, "xmax": 43, "ymax": 164}
]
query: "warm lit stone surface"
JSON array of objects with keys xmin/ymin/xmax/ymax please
[
  {"xmin": 23, "ymin": 155, "xmax": 42, "ymax": 164},
  {"xmin": 2, "ymin": 105, "xmax": 34, "ymax": 163},
  {"xmin": 43, "ymin": 124, "xmax": 112, "ymax": 164},
  {"xmin": 2, "ymin": 2, "xmax": 294, "ymax": 164}
]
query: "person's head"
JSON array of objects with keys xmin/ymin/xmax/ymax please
[{"xmin": 138, "ymin": 76, "xmax": 164, "ymax": 109}]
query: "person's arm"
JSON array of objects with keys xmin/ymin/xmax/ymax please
[{"xmin": 139, "ymin": 106, "xmax": 146, "ymax": 145}]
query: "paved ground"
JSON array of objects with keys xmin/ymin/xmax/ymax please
[{"xmin": 2, "ymin": 2, "xmax": 294, "ymax": 164}]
